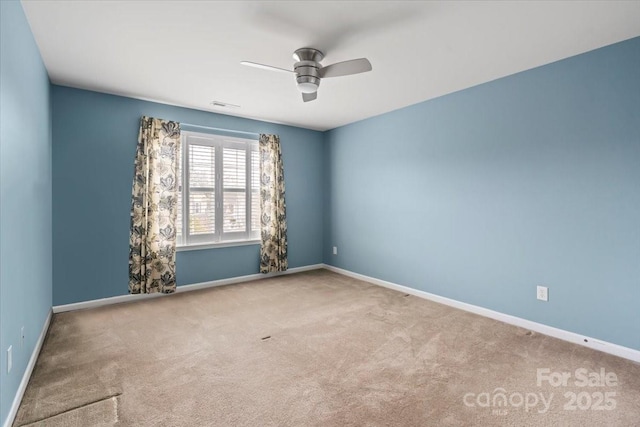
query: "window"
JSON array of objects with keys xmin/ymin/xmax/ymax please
[{"xmin": 177, "ymin": 131, "xmax": 260, "ymax": 248}]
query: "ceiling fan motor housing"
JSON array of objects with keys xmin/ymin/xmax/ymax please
[
  {"xmin": 293, "ymin": 48, "xmax": 324, "ymax": 93},
  {"xmin": 294, "ymin": 62, "xmax": 321, "ymax": 93}
]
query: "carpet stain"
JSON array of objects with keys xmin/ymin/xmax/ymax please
[{"xmin": 19, "ymin": 394, "xmax": 121, "ymax": 427}]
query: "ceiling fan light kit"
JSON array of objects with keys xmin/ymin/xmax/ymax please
[
  {"xmin": 294, "ymin": 48, "xmax": 323, "ymax": 94},
  {"xmin": 242, "ymin": 47, "xmax": 372, "ymax": 102}
]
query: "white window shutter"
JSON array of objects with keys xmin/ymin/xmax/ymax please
[
  {"xmin": 188, "ymin": 144, "xmax": 216, "ymax": 236},
  {"xmin": 222, "ymin": 147, "xmax": 246, "ymax": 233},
  {"xmin": 178, "ymin": 132, "xmax": 259, "ymax": 248}
]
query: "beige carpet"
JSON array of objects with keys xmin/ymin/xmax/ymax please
[{"xmin": 14, "ymin": 269, "xmax": 640, "ymax": 426}]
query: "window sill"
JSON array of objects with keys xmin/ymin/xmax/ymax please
[{"xmin": 177, "ymin": 239, "xmax": 260, "ymax": 252}]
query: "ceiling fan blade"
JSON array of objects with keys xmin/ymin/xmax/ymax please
[
  {"xmin": 320, "ymin": 58, "xmax": 372, "ymax": 78},
  {"xmin": 302, "ymin": 92, "xmax": 317, "ymax": 102},
  {"xmin": 240, "ymin": 61, "xmax": 293, "ymax": 73}
]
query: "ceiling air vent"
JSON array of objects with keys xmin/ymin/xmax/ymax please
[{"xmin": 210, "ymin": 101, "xmax": 240, "ymax": 108}]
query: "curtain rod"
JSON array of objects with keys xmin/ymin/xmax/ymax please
[{"xmin": 180, "ymin": 122, "xmax": 260, "ymax": 138}]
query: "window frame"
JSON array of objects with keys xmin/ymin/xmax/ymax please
[{"xmin": 177, "ymin": 131, "xmax": 260, "ymax": 250}]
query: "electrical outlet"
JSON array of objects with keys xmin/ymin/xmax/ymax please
[
  {"xmin": 7, "ymin": 346, "xmax": 12, "ymax": 373},
  {"xmin": 537, "ymin": 286, "xmax": 549, "ymax": 302},
  {"xmin": 332, "ymin": 246, "xmax": 338, "ymax": 255}
]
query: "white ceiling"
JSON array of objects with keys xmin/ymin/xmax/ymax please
[{"xmin": 21, "ymin": 1, "xmax": 640, "ymax": 131}]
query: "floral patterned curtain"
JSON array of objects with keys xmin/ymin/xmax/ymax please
[
  {"xmin": 129, "ymin": 116, "xmax": 181, "ymax": 294},
  {"xmin": 259, "ymin": 134, "xmax": 288, "ymax": 273}
]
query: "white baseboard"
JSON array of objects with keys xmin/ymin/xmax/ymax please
[
  {"xmin": 323, "ymin": 264, "xmax": 640, "ymax": 364},
  {"xmin": 13, "ymin": 262, "xmax": 637, "ymax": 427},
  {"xmin": 52, "ymin": 264, "xmax": 324, "ymax": 313},
  {"xmin": 3, "ymin": 309, "xmax": 52, "ymax": 427},
  {"xmin": 50, "ymin": 261, "xmax": 640, "ymax": 363}
]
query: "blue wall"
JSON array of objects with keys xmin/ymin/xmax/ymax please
[
  {"xmin": 0, "ymin": 1, "xmax": 53, "ymax": 423},
  {"xmin": 52, "ymin": 86, "xmax": 324, "ymax": 306},
  {"xmin": 3, "ymin": 17, "xmax": 638, "ymax": 427},
  {"xmin": 324, "ymin": 37, "xmax": 640, "ymax": 350}
]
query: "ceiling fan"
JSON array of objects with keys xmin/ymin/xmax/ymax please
[{"xmin": 241, "ymin": 48, "xmax": 372, "ymax": 102}]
